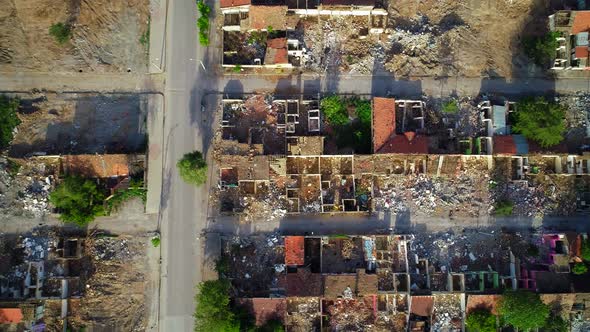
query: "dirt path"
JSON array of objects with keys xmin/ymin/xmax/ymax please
[{"xmin": 0, "ymin": 72, "xmax": 164, "ymax": 93}]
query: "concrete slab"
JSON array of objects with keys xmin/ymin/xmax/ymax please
[{"xmin": 146, "ymin": 94, "xmax": 164, "ymax": 215}]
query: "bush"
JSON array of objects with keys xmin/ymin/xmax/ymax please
[
  {"xmin": 49, "ymin": 22, "xmax": 72, "ymax": 44},
  {"xmin": 0, "ymin": 95, "xmax": 21, "ymax": 150},
  {"xmin": 151, "ymin": 236, "xmax": 160, "ymax": 248},
  {"xmin": 321, "ymin": 96, "xmax": 348, "ymax": 127},
  {"xmin": 177, "ymin": 151, "xmax": 208, "ymax": 186},
  {"xmin": 466, "ymin": 308, "xmax": 496, "ymax": 332},
  {"xmin": 442, "ymin": 100, "xmax": 459, "ymax": 114},
  {"xmin": 49, "ymin": 176, "xmax": 105, "ymax": 226},
  {"xmin": 194, "ymin": 280, "xmax": 239, "ymax": 332},
  {"xmin": 196, "ymin": 1, "xmax": 211, "ymax": 46},
  {"xmin": 498, "ymin": 290, "xmax": 549, "ymax": 331},
  {"xmin": 354, "ymin": 99, "xmax": 371, "ymax": 126},
  {"xmin": 573, "ymin": 262, "xmax": 588, "ymax": 275},
  {"xmin": 544, "ymin": 313, "xmax": 569, "ymax": 332},
  {"xmin": 233, "ymin": 64, "xmax": 242, "ymax": 73},
  {"xmin": 523, "ymin": 31, "xmax": 560, "ymax": 66},
  {"xmin": 513, "ymin": 97, "xmax": 565, "ymax": 148},
  {"xmin": 494, "ymin": 200, "xmax": 513, "ymax": 217}
]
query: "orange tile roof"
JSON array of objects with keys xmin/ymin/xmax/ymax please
[
  {"xmin": 249, "ymin": 6, "xmax": 288, "ymax": 30},
  {"xmin": 575, "ymin": 46, "xmax": 589, "ymax": 59},
  {"xmin": 377, "ymin": 133, "xmax": 429, "ymax": 154},
  {"xmin": 493, "ymin": 135, "xmax": 516, "ymax": 155},
  {"xmin": 220, "ymin": 0, "xmax": 251, "ymax": 8},
  {"xmin": 466, "ymin": 295, "xmax": 502, "ymax": 315},
  {"xmin": 372, "ymin": 97, "xmax": 396, "ymax": 153},
  {"xmin": 285, "ymin": 236, "xmax": 305, "ymax": 265},
  {"xmin": 63, "ymin": 154, "xmax": 130, "ymax": 178},
  {"xmin": 0, "ymin": 308, "xmax": 23, "ymax": 324},
  {"xmin": 411, "ymin": 296, "xmax": 434, "ymax": 317},
  {"xmin": 572, "ymin": 11, "xmax": 590, "ymax": 34}
]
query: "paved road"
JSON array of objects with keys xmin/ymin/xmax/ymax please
[
  {"xmin": 218, "ymin": 74, "xmax": 590, "ymax": 97},
  {"xmin": 157, "ymin": 0, "xmax": 219, "ymax": 330},
  {"xmin": 0, "ymin": 72, "xmax": 163, "ymax": 92}
]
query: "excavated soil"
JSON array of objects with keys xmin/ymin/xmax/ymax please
[{"xmin": 0, "ymin": 0, "xmax": 149, "ymax": 73}]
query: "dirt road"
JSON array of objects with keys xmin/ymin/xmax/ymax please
[{"xmin": 0, "ymin": 72, "xmax": 163, "ymax": 93}]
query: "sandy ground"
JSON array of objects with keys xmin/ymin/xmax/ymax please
[
  {"xmin": 8, "ymin": 92, "xmax": 147, "ymax": 157},
  {"xmin": 0, "ymin": 0, "xmax": 149, "ymax": 73}
]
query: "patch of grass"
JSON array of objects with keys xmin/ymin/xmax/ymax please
[
  {"xmin": 105, "ymin": 179, "xmax": 147, "ymax": 215},
  {"xmin": 494, "ymin": 200, "xmax": 514, "ymax": 217},
  {"xmin": 573, "ymin": 262, "xmax": 588, "ymax": 275},
  {"xmin": 49, "ymin": 22, "xmax": 72, "ymax": 44},
  {"xmin": 329, "ymin": 234, "xmax": 349, "ymax": 239}
]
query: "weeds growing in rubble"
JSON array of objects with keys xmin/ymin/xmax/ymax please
[
  {"xmin": 0, "ymin": 95, "xmax": 21, "ymax": 150},
  {"xmin": 493, "ymin": 200, "xmax": 514, "ymax": 217}
]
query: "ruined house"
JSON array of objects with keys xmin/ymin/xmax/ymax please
[{"xmin": 550, "ymin": 10, "xmax": 590, "ymax": 70}]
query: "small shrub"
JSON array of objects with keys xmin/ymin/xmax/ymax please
[
  {"xmin": 196, "ymin": 1, "xmax": 210, "ymax": 46},
  {"xmin": 151, "ymin": 236, "xmax": 161, "ymax": 248},
  {"xmin": 0, "ymin": 95, "xmax": 21, "ymax": 150},
  {"xmin": 581, "ymin": 239, "xmax": 590, "ymax": 261},
  {"xmin": 177, "ymin": 151, "xmax": 208, "ymax": 186},
  {"xmin": 233, "ymin": 64, "xmax": 242, "ymax": 73},
  {"xmin": 49, "ymin": 22, "xmax": 72, "ymax": 44},
  {"xmin": 354, "ymin": 99, "xmax": 371, "ymax": 126},
  {"xmin": 442, "ymin": 100, "xmax": 459, "ymax": 114},
  {"xmin": 494, "ymin": 200, "xmax": 514, "ymax": 217},
  {"xmin": 6, "ymin": 158, "xmax": 21, "ymax": 178},
  {"xmin": 140, "ymin": 18, "xmax": 150, "ymax": 47},
  {"xmin": 573, "ymin": 262, "xmax": 588, "ymax": 275}
]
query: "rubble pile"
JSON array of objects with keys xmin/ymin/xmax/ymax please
[
  {"xmin": 327, "ymin": 298, "xmax": 375, "ymax": 331},
  {"xmin": 240, "ymin": 185, "xmax": 287, "ymax": 224},
  {"xmin": 557, "ymin": 93, "xmax": 590, "ymax": 133},
  {"xmin": 432, "ymin": 294, "xmax": 462, "ymax": 332},
  {"xmin": 90, "ymin": 237, "xmax": 134, "ymax": 261},
  {"xmin": 0, "ymin": 157, "xmax": 54, "ymax": 218}
]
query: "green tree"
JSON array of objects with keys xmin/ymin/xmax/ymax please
[
  {"xmin": 49, "ymin": 22, "xmax": 72, "ymax": 44},
  {"xmin": 466, "ymin": 308, "xmax": 496, "ymax": 332},
  {"xmin": 498, "ymin": 290, "xmax": 549, "ymax": 331},
  {"xmin": 0, "ymin": 95, "xmax": 21, "ymax": 150},
  {"xmin": 194, "ymin": 280, "xmax": 239, "ymax": 332},
  {"xmin": 522, "ymin": 31, "xmax": 560, "ymax": 66},
  {"xmin": 354, "ymin": 99, "xmax": 371, "ymax": 126},
  {"xmin": 513, "ymin": 97, "xmax": 565, "ymax": 148},
  {"xmin": 321, "ymin": 95, "xmax": 349, "ymax": 126},
  {"xmin": 49, "ymin": 176, "xmax": 105, "ymax": 226},
  {"xmin": 177, "ymin": 151, "xmax": 208, "ymax": 186},
  {"xmin": 573, "ymin": 262, "xmax": 588, "ymax": 275}
]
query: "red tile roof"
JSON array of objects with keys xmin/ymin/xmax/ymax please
[
  {"xmin": 572, "ymin": 11, "xmax": 590, "ymax": 34},
  {"xmin": 220, "ymin": 0, "xmax": 251, "ymax": 8},
  {"xmin": 493, "ymin": 135, "xmax": 516, "ymax": 155},
  {"xmin": 285, "ymin": 236, "xmax": 305, "ymax": 265},
  {"xmin": 575, "ymin": 46, "xmax": 589, "ymax": 59},
  {"xmin": 0, "ymin": 308, "xmax": 23, "ymax": 324},
  {"xmin": 372, "ymin": 97, "xmax": 396, "ymax": 153},
  {"xmin": 411, "ymin": 296, "xmax": 434, "ymax": 317},
  {"xmin": 249, "ymin": 6, "xmax": 287, "ymax": 30},
  {"xmin": 236, "ymin": 298, "xmax": 286, "ymax": 326},
  {"xmin": 266, "ymin": 38, "xmax": 289, "ymax": 64},
  {"xmin": 377, "ymin": 133, "xmax": 429, "ymax": 154}
]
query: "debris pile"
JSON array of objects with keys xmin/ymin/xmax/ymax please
[
  {"xmin": 327, "ymin": 298, "xmax": 375, "ymax": 331},
  {"xmin": 432, "ymin": 294, "xmax": 462, "ymax": 332}
]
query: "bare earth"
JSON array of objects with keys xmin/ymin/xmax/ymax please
[{"xmin": 0, "ymin": 0, "xmax": 149, "ymax": 73}]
